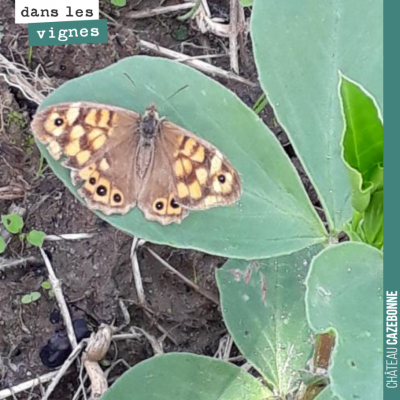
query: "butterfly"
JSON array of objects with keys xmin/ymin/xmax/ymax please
[{"xmin": 31, "ymin": 102, "xmax": 242, "ymax": 225}]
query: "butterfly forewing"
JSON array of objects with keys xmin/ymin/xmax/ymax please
[{"xmin": 31, "ymin": 102, "xmax": 141, "ymax": 215}]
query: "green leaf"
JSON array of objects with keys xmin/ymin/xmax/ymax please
[
  {"xmin": 21, "ymin": 295, "xmax": 32, "ymax": 304},
  {"xmin": 217, "ymin": 245, "xmax": 322, "ymax": 397},
  {"xmin": 363, "ymin": 190, "xmax": 383, "ymax": 249},
  {"xmin": 30, "ymin": 291, "xmax": 41, "ymax": 301},
  {"xmin": 27, "ymin": 230, "xmax": 46, "ymax": 247},
  {"xmin": 306, "ymin": 242, "xmax": 383, "ymax": 400},
  {"xmin": 252, "ymin": 93, "xmax": 268, "ymax": 115},
  {"xmin": 240, "ymin": 0, "xmax": 253, "ymax": 7},
  {"xmin": 0, "ymin": 237, "xmax": 5, "ymax": 254},
  {"xmin": 21, "ymin": 291, "xmax": 42, "ymax": 304},
  {"xmin": 37, "ymin": 56, "xmax": 327, "ymax": 259},
  {"xmin": 252, "ymin": 0, "xmax": 383, "ymax": 232},
  {"xmin": 340, "ymin": 77, "xmax": 383, "ymax": 248},
  {"xmin": 102, "ymin": 353, "xmax": 272, "ymax": 400},
  {"xmin": 172, "ymin": 25, "xmax": 190, "ymax": 41},
  {"xmin": 1, "ymin": 214, "xmax": 24, "ymax": 234},
  {"xmin": 340, "ymin": 76, "xmax": 383, "ymax": 213},
  {"xmin": 41, "ymin": 280, "xmax": 52, "ymax": 290},
  {"xmin": 111, "ymin": 0, "xmax": 126, "ymax": 6}
]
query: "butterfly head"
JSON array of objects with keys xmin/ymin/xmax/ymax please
[{"xmin": 141, "ymin": 104, "xmax": 161, "ymax": 139}]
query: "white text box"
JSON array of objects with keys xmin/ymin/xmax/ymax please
[{"xmin": 15, "ymin": 0, "xmax": 99, "ymax": 24}]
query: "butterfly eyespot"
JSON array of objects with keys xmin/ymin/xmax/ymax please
[
  {"xmin": 218, "ymin": 174, "xmax": 226, "ymax": 183},
  {"xmin": 113, "ymin": 193, "xmax": 122, "ymax": 203},
  {"xmin": 155, "ymin": 201, "xmax": 164, "ymax": 210},
  {"xmin": 170, "ymin": 198, "xmax": 180, "ymax": 209},
  {"xmin": 54, "ymin": 118, "xmax": 64, "ymax": 126},
  {"xmin": 89, "ymin": 177, "xmax": 96, "ymax": 185},
  {"xmin": 96, "ymin": 185, "xmax": 107, "ymax": 196}
]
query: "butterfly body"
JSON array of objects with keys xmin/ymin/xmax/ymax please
[
  {"xmin": 31, "ymin": 102, "xmax": 241, "ymax": 225},
  {"xmin": 140, "ymin": 105, "xmax": 161, "ymax": 139},
  {"xmin": 135, "ymin": 106, "xmax": 159, "ymax": 180}
]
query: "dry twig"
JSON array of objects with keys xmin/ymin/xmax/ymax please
[
  {"xmin": 229, "ymin": 0, "xmax": 240, "ymax": 73},
  {"xmin": 0, "ymin": 372, "xmax": 58, "ymax": 400},
  {"xmin": 0, "ymin": 54, "xmax": 53, "ymax": 105},
  {"xmin": 0, "ymin": 256, "xmax": 37, "ymax": 271},
  {"xmin": 130, "ymin": 237, "xmax": 146, "ymax": 305},
  {"xmin": 139, "ymin": 39, "xmax": 256, "ymax": 86},
  {"xmin": 0, "ymin": 184, "xmax": 25, "ymax": 200},
  {"xmin": 126, "ymin": 3, "xmax": 196, "ymax": 19},
  {"xmin": 45, "ymin": 233, "xmax": 96, "ymax": 241},
  {"xmin": 40, "ymin": 248, "xmax": 78, "ymax": 349},
  {"xmin": 215, "ymin": 334, "xmax": 234, "ymax": 360}
]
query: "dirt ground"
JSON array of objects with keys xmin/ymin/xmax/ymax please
[{"xmin": 0, "ymin": 1, "xmax": 320, "ymax": 399}]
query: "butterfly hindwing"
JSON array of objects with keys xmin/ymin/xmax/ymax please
[
  {"xmin": 137, "ymin": 141, "xmax": 189, "ymax": 225},
  {"xmin": 160, "ymin": 121, "xmax": 242, "ymax": 210}
]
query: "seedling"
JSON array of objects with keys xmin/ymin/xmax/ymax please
[
  {"xmin": 240, "ymin": 0, "xmax": 253, "ymax": 7},
  {"xmin": 21, "ymin": 291, "xmax": 41, "ymax": 304},
  {"xmin": 2, "ymin": 214, "xmax": 24, "ymax": 234},
  {"xmin": 110, "ymin": 0, "xmax": 126, "ymax": 6},
  {"xmin": 41, "ymin": 280, "xmax": 55, "ymax": 298},
  {"xmin": 0, "ymin": 213, "xmax": 45, "ymax": 253},
  {"xmin": 6, "ymin": 111, "xmax": 25, "ymax": 130},
  {"xmin": 0, "ymin": 237, "xmax": 5, "ymax": 254},
  {"xmin": 27, "ymin": 230, "xmax": 46, "ymax": 247}
]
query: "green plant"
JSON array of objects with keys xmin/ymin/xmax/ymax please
[
  {"xmin": 34, "ymin": 0, "xmax": 382, "ymax": 399},
  {"xmin": 7, "ymin": 111, "xmax": 26, "ymax": 130},
  {"xmin": 0, "ymin": 237, "xmax": 6, "ymax": 254},
  {"xmin": 0, "ymin": 214, "xmax": 45, "ymax": 252},
  {"xmin": 21, "ymin": 291, "xmax": 41, "ymax": 304},
  {"xmin": 19, "ymin": 280, "xmax": 54, "ymax": 305},
  {"xmin": 37, "ymin": 57, "xmax": 326, "ymax": 260},
  {"xmin": 27, "ymin": 230, "xmax": 46, "ymax": 247},
  {"xmin": 177, "ymin": 0, "xmax": 201, "ymax": 22},
  {"xmin": 41, "ymin": 280, "xmax": 52, "ymax": 290},
  {"xmin": 2, "ymin": 214, "xmax": 24, "ymax": 234},
  {"xmin": 110, "ymin": 0, "xmax": 126, "ymax": 7},
  {"xmin": 252, "ymin": 93, "xmax": 269, "ymax": 115},
  {"xmin": 36, "ymin": 153, "xmax": 47, "ymax": 176},
  {"xmin": 41, "ymin": 280, "xmax": 55, "ymax": 298},
  {"xmin": 340, "ymin": 77, "xmax": 383, "ymax": 249},
  {"xmin": 103, "ymin": 354, "xmax": 272, "ymax": 400},
  {"xmin": 240, "ymin": 0, "xmax": 253, "ymax": 7}
]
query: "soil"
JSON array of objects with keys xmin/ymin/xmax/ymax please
[{"xmin": 0, "ymin": 1, "xmax": 321, "ymax": 399}]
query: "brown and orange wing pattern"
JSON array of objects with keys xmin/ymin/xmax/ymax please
[
  {"xmin": 137, "ymin": 143, "xmax": 190, "ymax": 225},
  {"xmin": 31, "ymin": 102, "xmax": 141, "ymax": 215},
  {"xmin": 160, "ymin": 120, "xmax": 242, "ymax": 210}
]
